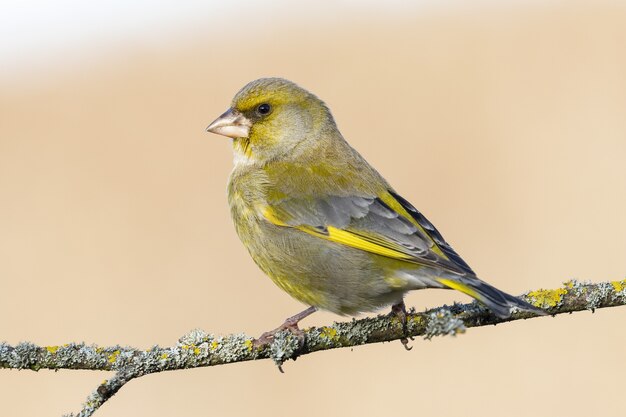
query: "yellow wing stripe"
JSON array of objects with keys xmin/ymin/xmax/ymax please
[
  {"xmin": 325, "ymin": 226, "xmax": 415, "ymax": 260},
  {"xmin": 436, "ymin": 278, "xmax": 480, "ymax": 299},
  {"xmin": 294, "ymin": 224, "xmax": 415, "ymax": 261},
  {"xmin": 262, "ymin": 202, "xmax": 445, "ymax": 265},
  {"xmin": 262, "ymin": 206, "xmax": 288, "ymax": 226}
]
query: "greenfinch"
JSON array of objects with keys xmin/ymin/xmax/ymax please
[{"xmin": 207, "ymin": 78, "xmax": 543, "ymax": 331}]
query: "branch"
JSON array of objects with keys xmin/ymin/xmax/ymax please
[{"xmin": 1, "ymin": 279, "xmax": 625, "ymax": 416}]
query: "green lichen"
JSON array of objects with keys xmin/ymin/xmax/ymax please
[
  {"xmin": 610, "ymin": 279, "xmax": 626, "ymax": 301},
  {"xmin": 107, "ymin": 350, "xmax": 120, "ymax": 364},
  {"xmin": 405, "ymin": 314, "xmax": 424, "ymax": 334},
  {"xmin": 527, "ymin": 287, "xmax": 568, "ymax": 309},
  {"xmin": 319, "ymin": 326, "xmax": 338, "ymax": 340},
  {"xmin": 244, "ymin": 339, "xmax": 254, "ymax": 352}
]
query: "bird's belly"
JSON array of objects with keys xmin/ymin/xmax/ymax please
[{"xmin": 230, "ymin": 206, "xmax": 416, "ymax": 314}]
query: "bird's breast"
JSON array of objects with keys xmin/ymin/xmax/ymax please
[{"xmin": 227, "ymin": 166, "xmax": 271, "ymax": 243}]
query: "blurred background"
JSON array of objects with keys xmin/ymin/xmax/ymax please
[{"xmin": 1, "ymin": 0, "xmax": 625, "ymax": 416}]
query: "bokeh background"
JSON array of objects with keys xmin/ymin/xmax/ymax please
[{"xmin": 1, "ymin": 1, "xmax": 625, "ymax": 416}]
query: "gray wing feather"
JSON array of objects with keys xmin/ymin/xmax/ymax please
[
  {"xmin": 270, "ymin": 194, "xmax": 468, "ymax": 271},
  {"xmin": 389, "ymin": 191, "xmax": 475, "ymax": 275}
]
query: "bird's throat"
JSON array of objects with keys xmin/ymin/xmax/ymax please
[{"xmin": 233, "ymin": 137, "xmax": 254, "ymax": 165}]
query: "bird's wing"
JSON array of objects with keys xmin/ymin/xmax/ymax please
[{"xmin": 262, "ymin": 190, "xmax": 475, "ymax": 276}]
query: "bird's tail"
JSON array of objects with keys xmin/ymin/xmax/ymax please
[{"xmin": 436, "ymin": 276, "xmax": 546, "ymax": 318}]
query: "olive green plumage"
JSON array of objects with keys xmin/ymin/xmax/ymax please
[{"xmin": 207, "ymin": 78, "xmax": 543, "ymax": 318}]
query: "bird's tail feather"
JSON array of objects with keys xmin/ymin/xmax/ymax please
[{"xmin": 436, "ymin": 276, "xmax": 546, "ymax": 318}]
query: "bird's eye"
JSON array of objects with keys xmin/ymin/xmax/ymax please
[{"xmin": 256, "ymin": 103, "xmax": 272, "ymax": 116}]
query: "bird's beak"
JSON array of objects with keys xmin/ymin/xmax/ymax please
[{"xmin": 206, "ymin": 108, "xmax": 252, "ymax": 139}]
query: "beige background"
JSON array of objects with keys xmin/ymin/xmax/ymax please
[{"xmin": 1, "ymin": 2, "xmax": 625, "ymax": 416}]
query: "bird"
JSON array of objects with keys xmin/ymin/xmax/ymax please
[{"xmin": 206, "ymin": 78, "xmax": 544, "ymax": 339}]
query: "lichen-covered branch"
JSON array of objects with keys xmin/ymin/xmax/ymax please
[{"xmin": 1, "ymin": 279, "xmax": 625, "ymax": 416}]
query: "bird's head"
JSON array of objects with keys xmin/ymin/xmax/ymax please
[{"xmin": 207, "ymin": 78, "xmax": 336, "ymax": 162}]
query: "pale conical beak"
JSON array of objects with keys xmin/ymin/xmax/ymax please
[{"xmin": 206, "ymin": 108, "xmax": 251, "ymax": 139}]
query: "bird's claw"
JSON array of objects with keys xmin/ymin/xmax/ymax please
[
  {"xmin": 391, "ymin": 301, "xmax": 414, "ymax": 350},
  {"xmin": 400, "ymin": 337, "xmax": 414, "ymax": 351}
]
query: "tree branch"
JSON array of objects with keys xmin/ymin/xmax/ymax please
[{"xmin": 1, "ymin": 279, "xmax": 625, "ymax": 416}]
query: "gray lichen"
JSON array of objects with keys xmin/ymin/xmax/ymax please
[
  {"xmin": 423, "ymin": 308, "xmax": 466, "ymax": 340},
  {"xmin": 269, "ymin": 330, "xmax": 302, "ymax": 368},
  {"xmin": 2, "ymin": 279, "xmax": 625, "ymax": 417},
  {"xmin": 568, "ymin": 279, "xmax": 586, "ymax": 297},
  {"xmin": 178, "ymin": 328, "xmax": 209, "ymax": 346},
  {"xmin": 586, "ymin": 281, "xmax": 613, "ymax": 310}
]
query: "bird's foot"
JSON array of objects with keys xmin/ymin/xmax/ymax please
[
  {"xmin": 390, "ymin": 301, "xmax": 414, "ymax": 351},
  {"xmin": 254, "ymin": 322, "xmax": 305, "ymax": 349},
  {"xmin": 254, "ymin": 306, "xmax": 317, "ymax": 348}
]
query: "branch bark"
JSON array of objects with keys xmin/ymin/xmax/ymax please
[{"xmin": 1, "ymin": 279, "xmax": 625, "ymax": 416}]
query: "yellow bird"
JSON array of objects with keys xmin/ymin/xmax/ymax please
[{"xmin": 207, "ymin": 78, "xmax": 543, "ymax": 335}]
